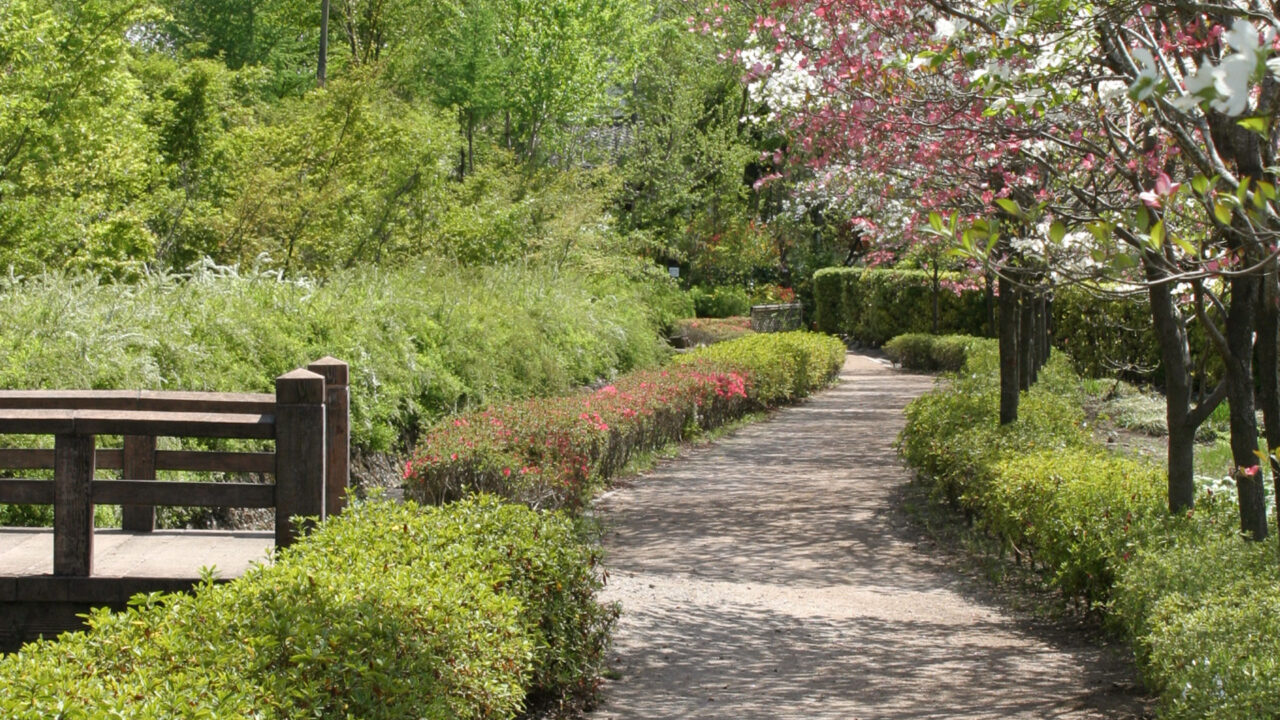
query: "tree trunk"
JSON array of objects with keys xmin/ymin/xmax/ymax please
[
  {"xmin": 985, "ymin": 271, "xmax": 996, "ymax": 338},
  {"xmin": 931, "ymin": 265, "xmax": 940, "ymax": 335},
  {"xmin": 1019, "ymin": 286, "xmax": 1034, "ymax": 390},
  {"xmin": 1038, "ymin": 293, "xmax": 1050, "ymax": 366},
  {"xmin": 1225, "ymin": 273, "xmax": 1267, "ymax": 540},
  {"xmin": 1147, "ymin": 267, "xmax": 1199, "ymax": 513},
  {"xmin": 998, "ymin": 273, "xmax": 1019, "ymax": 425},
  {"xmin": 1256, "ymin": 263, "xmax": 1280, "ymax": 530},
  {"xmin": 318, "ymin": 0, "xmax": 330, "ymax": 87}
]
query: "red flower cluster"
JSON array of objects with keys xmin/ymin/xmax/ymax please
[{"xmin": 404, "ymin": 359, "xmax": 752, "ymax": 510}]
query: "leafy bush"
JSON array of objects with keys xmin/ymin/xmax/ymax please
[
  {"xmin": 672, "ymin": 331, "xmax": 846, "ymax": 405},
  {"xmin": 898, "ymin": 340, "xmax": 1280, "ymax": 719},
  {"xmin": 405, "ymin": 332, "xmax": 845, "ymax": 509},
  {"xmin": 0, "ymin": 496, "xmax": 611, "ymax": 718},
  {"xmin": 897, "ymin": 342, "xmax": 1090, "ymax": 510},
  {"xmin": 689, "ymin": 285, "xmax": 752, "ymax": 318},
  {"xmin": 986, "ymin": 449, "xmax": 1165, "ymax": 603},
  {"xmin": 883, "ymin": 334, "xmax": 989, "ymax": 372}
]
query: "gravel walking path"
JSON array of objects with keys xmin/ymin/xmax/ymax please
[{"xmin": 588, "ymin": 352, "xmax": 1146, "ymax": 720}]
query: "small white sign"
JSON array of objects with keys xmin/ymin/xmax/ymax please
[{"xmin": 668, "ymin": 266, "xmax": 680, "ymax": 278}]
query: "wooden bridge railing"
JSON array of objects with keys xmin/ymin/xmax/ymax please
[{"xmin": 0, "ymin": 357, "xmax": 349, "ymax": 577}]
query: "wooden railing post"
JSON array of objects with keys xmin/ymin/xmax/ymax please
[
  {"xmin": 121, "ymin": 435, "xmax": 157, "ymax": 532},
  {"xmin": 54, "ymin": 434, "xmax": 95, "ymax": 576},
  {"xmin": 307, "ymin": 357, "xmax": 350, "ymax": 517},
  {"xmin": 274, "ymin": 369, "xmax": 326, "ymax": 548}
]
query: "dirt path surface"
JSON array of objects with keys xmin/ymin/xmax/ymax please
[{"xmin": 587, "ymin": 352, "xmax": 1145, "ymax": 720}]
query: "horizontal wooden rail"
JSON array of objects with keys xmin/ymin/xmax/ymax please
[
  {"xmin": 93, "ymin": 481, "xmax": 275, "ymax": 508},
  {"xmin": 0, "ymin": 479, "xmax": 53, "ymax": 504},
  {"xmin": 0, "ymin": 479, "xmax": 274, "ymax": 508},
  {"xmin": 0, "ymin": 449, "xmax": 275, "ymax": 474},
  {"xmin": 0, "ymin": 390, "xmax": 275, "ymax": 415},
  {"xmin": 0, "ymin": 410, "xmax": 275, "ymax": 439}
]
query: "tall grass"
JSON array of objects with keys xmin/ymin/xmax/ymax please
[{"xmin": 0, "ymin": 260, "xmax": 671, "ymax": 452}]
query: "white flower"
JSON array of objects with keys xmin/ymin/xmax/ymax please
[
  {"xmin": 1225, "ymin": 18, "xmax": 1260, "ymax": 56},
  {"xmin": 934, "ymin": 18, "xmax": 956, "ymax": 39},
  {"xmin": 1213, "ymin": 53, "xmax": 1254, "ymax": 115},
  {"xmin": 1129, "ymin": 47, "xmax": 1160, "ymax": 100}
]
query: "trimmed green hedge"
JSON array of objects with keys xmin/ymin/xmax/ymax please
[
  {"xmin": 672, "ymin": 331, "xmax": 847, "ymax": 405},
  {"xmin": 883, "ymin": 334, "xmax": 990, "ymax": 372},
  {"xmin": 897, "ymin": 341, "xmax": 1280, "ymax": 719},
  {"xmin": 811, "ymin": 267, "xmax": 987, "ymax": 345},
  {"xmin": 0, "ymin": 496, "xmax": 610, "ymax": 719}
]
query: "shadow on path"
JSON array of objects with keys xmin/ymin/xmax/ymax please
[{"xmin": 588, "ymin": 353, "xmax": 1145, "ymax": 720}]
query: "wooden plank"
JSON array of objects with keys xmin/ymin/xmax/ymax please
[
  {"xmin": 0, "ymin": 390, "xmax": 275, "ymax": 415},
  {"xmin": 0, "ymin": 449, "xmax": 54, "ymax": 470},
  {"xmin": 92, "ymin": 480, "xmax": 274, "ymax": 508},
  {"xmin": 0, "ymin": 448, "xmax": 122, "ymax": 470},
  {"xmin": 0, "ymin": 410, "xmax": 275, "ymax": 439},
  {"xmin": 72, "ymin": 410, "xmax": 277, "ymax": 439},
  {"xmin": 0, "ymin": 410, "xmax": 75, "ymax": 435},
  {"xmin": 54, "ymin": 434, "xmax": 95, "ymax": 577},
  {"xmin": 155, "ymin": 450, "xmax": 275, "ymax": 474},
  {"xmin": 136, "ymin": 391, "xmax": 276, "ymax": 415},
  {"xmin": 274, "ymin": 370, "xmax": 326, "ymax": 547},
  {"xmin": 121, "ymin": 435, "xmax": 156, "ymax": 532},
  {"xmin": 0, "ymin": 448, "xmax": 272, "ymax": 474},
  {"xmin": 309, "ymin": 357, "xmax": 350, "ymax": 517},
  {"xmin": 0, "ymin": 479, "xmax": 53, "ymax": 504}
]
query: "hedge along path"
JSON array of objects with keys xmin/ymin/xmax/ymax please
[{"xmin": 588, "ymin": 352, "xmax": 1145, "ymax": 720}]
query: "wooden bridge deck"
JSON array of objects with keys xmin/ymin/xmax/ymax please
[
  {"xmin": 1, "ymin": 528, "xmax": 274, "ymax": 584},
  {"xmin": 1, "ymin": 528, "xmax": 274, "ymax": 649}
]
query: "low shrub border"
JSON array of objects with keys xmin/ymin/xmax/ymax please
[
  {"xmin": 883, "ymin": 333, "xmax": 989, "ymax": 372},
  {"xmin": 0, "ymin": 496, "xmax": 611, "ymax": 719},
  {"xmin": 404, "ymin": 331, "xmax": 846, "ymax": 510},
  {"xmin": 897, "ymin": 337, "xmax": 1280, "ymax": 719}
]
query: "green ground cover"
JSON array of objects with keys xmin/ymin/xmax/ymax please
[{"xmin": 896, "ymin": 337, "xmax": 1280, "ymax": 719}]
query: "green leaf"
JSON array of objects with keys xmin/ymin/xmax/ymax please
[
  {"xmin": 1214, "ymin": 201, "xmax": 1233, "ymax": 225},
  {"xmin": 1238, "ymin": 116, "xmax": 1271, "ymax": 136},
  {"xmin": 1048, "ymin": 221, "xmax": 1066, "ymax": 244},
  {"xmin": 1135, "ymin": 206, "xmax": 1150, "ymax": 232},
  {"xmin": 929, "ymin": 211, "xmax": 945, "ymax": 233},
  {"xmin": 1149, "ymin": 220, "xmax": 1165, "ymax": 250},
  {"xmin": 995, "ymin": 198, "xmax": 1020, "ymax": 217},
  {"xmin": 1191, "ymin": 175, "xmax": 1209, "ymax": 195}
]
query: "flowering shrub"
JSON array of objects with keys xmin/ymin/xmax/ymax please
[
  {"xmin": 405, "ymin": 332, "xmax": 845, "ymax": 510},
  {"xmin": 671, "ymin": 316, "xmax": 754, "ymax": 347}
]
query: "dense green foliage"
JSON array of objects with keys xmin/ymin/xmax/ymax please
[
  {"xmin": 0, "ymin": 263, "xmax": 671, "ymax": 452},
  {"xmin": 811, "ymin": 267, "xmax": 988, "ymax": 344},
  {"xmin": 814, "ymin": 268, "xmax": 1206, "ymax": 386},
  {"xmin": 688, "ymin": 284, "xmax": 753, "ymax": 318},
  {"xmin": 883, "ymin": 334, "xmax": 987, "ymax": 372},
  {"xmin": 406, "ymin": 332, "xmax": 845, "ymax": 509},
  {"xmin": 0, "ymin": 496, "xmax": 611, "ymax": 718},
  {"xmin": 898, "ymin": 338, "xmax": 1280, "ymax": 719}
]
